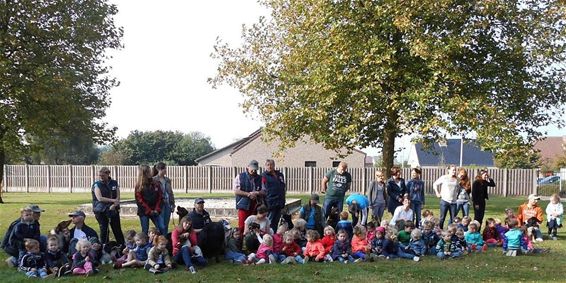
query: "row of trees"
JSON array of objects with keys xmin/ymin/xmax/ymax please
[{"xmin": 5, "ymin": 130, "xmax": 215, "ymax": 166}]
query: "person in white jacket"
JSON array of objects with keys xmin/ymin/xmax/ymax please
[
  {"xmin": 433, "ymin": 165, "xmax": 459, "ymax": 229},
  {"xmin": 545, "ymin": 193, "xmax": 563, "ymax": 240}
]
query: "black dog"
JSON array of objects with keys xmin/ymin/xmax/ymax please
[
  {"xmin": 326, "ymin": 206, "xmax": 339, "ymax": 229},
  {"xmin": 198, "ymin": 220, "xmax": 226, "ymax": 263},
  {"xmin": 177, "ymin": 206, "xmax": 189, "ymax": 220}
]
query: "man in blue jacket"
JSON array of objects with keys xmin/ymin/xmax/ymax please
[{"xmin": 262, "ymin": 159, "xmax": 286, "ymax": 232}]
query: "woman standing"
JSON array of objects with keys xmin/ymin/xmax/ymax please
[
  {"xmin": 433, "ymin": 165, "xmax": 459, "ymax": 229},
  {"xmin": 135, "ymin": 165, "xmax": 166, "ymax": 235},
  {"xmin": 455, "ymin": 168, "xmax": 471, "ymax": 218},
  {"xmin": 386, "ymin": 166, "xmax": 407, "ymax": 216},
  {"xmin": 472, "ymin": 169, "xmax": 495, "ymax": 225},
  {"xmin": 153, "ymin": 162, "xmax": 175, "ymax": 234},
  {"xmin": 367, "ymin": 170, "xmax": 388, "ymax": 224},
  {"xmin": 92, "ymin": 167, "xmax": 124, "ymax": 246}
]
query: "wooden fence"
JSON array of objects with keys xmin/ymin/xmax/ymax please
[{"xmin": 2, "ymin": 165, "xmax": 538, "ymax": 197}]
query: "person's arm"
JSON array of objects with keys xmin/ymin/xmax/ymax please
[
  {"xmin": 433, "ymin": 176, "xmax": 443, "ymax": 198},
  {"xmin": 536, "ymin": 208, "xmax": 544, "ymax": 224},
  {"xmin": 146, "ymin": 248, "xmax": 157, "ymax": 267},
  {"xmin": 153, "ymin": 183, "xmax": 163, "ymax": 213},
  {"xmin": 166, "ymin": 178, "xmax": 175, "ymax": 206},
  {"xmin": 233, "ymin": 175, "xmax": 249, "ymax": 197},
  {"xmin": 361, "ymin": 208, "xmax": 368, "ymax": 226},
  {"xmin": 94, "ymin": 185, "xmax": 118, "ymax": 204},
  {"xmin": 321, "ymin": 176, "xmax": 329, "ymax": 193}
]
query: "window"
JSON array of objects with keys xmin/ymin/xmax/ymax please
[
  {"xmin": 332, "ymin": 161, "xmax": 341, "ymax": 167},
  {"xmin": 305, "ymin": 161, "xmax": 317, "ymax": 167}
]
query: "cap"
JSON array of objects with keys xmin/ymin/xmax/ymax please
[
  {"xmin": 528, "ymin": 194, "xmax": 540, "ymax": 201},
  {"xmin": 68, "ymin": 210, "xmax": 86, "ymax": 218},
  {"xmin": 376, "ymin": 226, "xmax": 386, "ymax": 234},
  {"xmin": 29, "ymin": 204, "xmax": 45, "ymax": 213},
  {"xmin": 248, "ymin": 160, "xmax": 259, "ymax": 170},
  {"xmin": 310, "ymin": 193, "xmax": 320, "ymax": 202},
  {"xmin": 194, "ymin": 198, "xmax": 205, "ymax": 204}
]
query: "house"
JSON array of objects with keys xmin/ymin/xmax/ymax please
[
  {"xmin": 407, "ymin": 139, "xmax": 495, "ymax": 168},
  {"xmin": 534, "ymin": 136, "xmax": 566, "ymax": 166},
  {"xmin": 195, "ymin": 129, "xmax": 367, "ymax": 167}
]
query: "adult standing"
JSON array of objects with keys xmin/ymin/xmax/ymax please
[
  {"xmin": 299, "ymin": 194, "xmax": 325, "ymax": 236},
  {"xmin": 189, "ymin": 198, "xmax": 212, "ymax": 232},
  {"xmin": 321, "ymin": 161, "xmax": 352, "ymax": 218},
  {"xmin": 471, "ymin": 169, "xmax": 495, "ymax": 225},
  {"xmin": 386, "ymin": 166, "xmax": 407, "ymax": 216},
  {"xmin": 153, "ymin": 162, "xmax": 175, "ymax": 235},
  {"xmin": 233, "ymin": 160, "xmax": 264, "ymax": 234},
  {"xmin": 92, "ymin": 167, "xmax": 124, "ymax": 246},
  {"xmin": 455, "ymin": 168, "xmax": 471, "ymax": 218},
  {"xmin": 262, "ymin": 159, "xmax": 286, "ymax": 233},
  {"xmin": 433, "ymin": 165, "xmax": 459, "ymax": 229},
  {"xmin": 406, "ymin": 168, "xmax": 425, "ymax": 228},
  {"xmin": 135, "ymin": 165, "xmax": 166, "ymax": 235},
  {"xmin": 367, "ymin": 170, "xmax": 388, "ymax": 224}
]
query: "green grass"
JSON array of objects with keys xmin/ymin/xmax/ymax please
[{"xmin": 0, "ymin": 192, "xmax": 565, "ymax": 282}]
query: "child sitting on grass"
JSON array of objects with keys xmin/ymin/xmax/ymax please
[
  {"xmin": 436, "ymin": 231, "xmax": 462, "ymax": 259},
  {"xmin": 321, "ymin": 226, "xmax": 336, "ymax": 262},
  {"xmin": 225, "ymin": 228, "xmax": 248, "ymax": 264},
  {"xmin": 145, "ymin": 235, "xmax": 172, "ymax": 274},
  {"xmin": 280, "ymin": 231, "xmax": 303, "ymax": 264},
  {"xmin": 331, "ymin": 229, "xmax": 354, "ymax": 264},
  {"xmin": 398, "ymin": 228, "xmax": 424, "ymax": 262},
  {"xmin": 248, "ymin": 234, "xmax": 276, "ymax": 264},
  {"xmin": 465, "ymin": 222, "xmax": 486, "ymax": 252},
  {"xmin": 19, "ymin": 239, "xmax": 48, "ymax": 278},
  {"xmin": 382, "ymin": 228, "xmax": 400, "ymax": 259},
  {"xmin": 503, "ymin": 218, "xmax": 525, "ymax": 256},
  {"xmin": 71, "ymin": 239, "xmax": 97, "ymax": 276},
  {"xmin": 482, "ymin": 218, "xmax": 501, "ymax": 247},
  {"xmin": 304, "ymin": 230, "xmax": 326, "ymax": 263},
  {"xmin": 422, "ymin": 221, "xmax": 440, "ymax": 255},
  {"xmin": 45, "ymin": 236, "xmax": 67, "ymax": 277},
  {"xmin": 398, "ymin": 220, "xmax": 414, "ymax": 247},
  {"xmin": 120, "ymin": 232, "xmax": 151, "ymax": 268},
  {"xmin": 370, "ymin": 226, "xmax": 386, "ymax": 259},
  {"xmin": 351, "ymin": 226, "xmax": 370, "ymax": 262}
]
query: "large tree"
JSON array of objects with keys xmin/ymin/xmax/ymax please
[
  {"xmin": 210, "ymin": 0, "xmax": 566, "ymax": 174},
  {"xmin": 100, "ymin": 130, "xmax": 215, "ymax": 166},
  {"xmin": 0, "ymin": 0, "xmax": 123, "ymax": 202}
]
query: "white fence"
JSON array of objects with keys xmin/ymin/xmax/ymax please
[{"xmin": 2, "ymin": 165, "xmax": 538, "ymax": 197}]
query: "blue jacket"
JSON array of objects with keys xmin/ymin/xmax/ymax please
[
  {"xmin": 407, "ymin": 179, "xmax": 425, "ymax": 204},
  {"xmin": 262, "ymin": 170, "xmax": 286, "ymax": 210},
  {"xmin": 331, "ymin": 239, "xmax": 351, "ymax": 259},
  {"xmin": 92, "ymin": 178, "xmax": 119, "ymax": 213},
  {"xmin": 387, "ymin": 178, "xmax": 407, "ymax": 213},
  {"xmin": 407, "ymin": 239, "xmax": 426, "ymax": 256},
  {"xmin": 235, "ymin": 172, "xmax": 262, "ymax": 210}
]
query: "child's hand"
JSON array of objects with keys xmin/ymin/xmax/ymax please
[{"xmin": 154, "ymin": 264, "xmax": 160, "ymax": 269}]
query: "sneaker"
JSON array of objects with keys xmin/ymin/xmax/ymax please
[
  {"xmin": 353, "ymin": 258, "xmax": 362, "ymax": 263},
  {"xmin": 188, "ymin": 266, "xmax": 196, "ymax": 274},
  {"xmin": 57, "ymin": 264, "xmax": 69, "ymax": 278},
  {"xmin": 281, "ymin": 257, "xmax": 291, "ymax": 264},
  {"xmin": 552, "ymin": 236, "xmax": 557, "ymax": 241},
  {"xmin": 268, "ymin": 254, "xmax": 277, "ymax": 264},
  {"xmin": 5, "ymin": 257, "xmax": 15, "ymax": 268},
  {"xmin": 413, "ymin": 256, "xmax": 420, "ymax": 262},
  {"xmin": 303, "ymin": 256, "xmax": 309, "ymax": 264},
  {"xmin": 149, "ymin": 268, "xmax": 163, "ymax": 274},
  {"xmin": 256, "ymin": 258, "xmax": 266, "ymax": 265},
  {"xmin": 535, "ymin": 238, "xmax": 544, "ymax": 242}
]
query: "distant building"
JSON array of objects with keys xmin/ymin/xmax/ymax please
[
  {"xmin": 195, "ymin": 129, "xmax": 367, "ymax": 168},
  {"xmin": 407, "ymin": 139, "xmax": 495, "ymax": 168},
  {"xmin": 534, "ymin": 136, "xmax": 566, "ymax": 166}
]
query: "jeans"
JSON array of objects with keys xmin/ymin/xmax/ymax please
[
  {"xmin": 95, "ymin": 212, "xmax": 125, "ymax": 245},
  {"xmin": 411, "ymin": 202, "xmax": 423, "ymax": 228},
  {"xmin": 371, "ymin": 203, "xmax": 386, "ymax": 223},
  {"xmin": 335, "ymin": 255, "xmax": 354, "ymax": 263},
  {"xmin": 439, "ymin": 200, "xmax": 456, "ymax": 229},
  {"xmin": 174, "ymin": 246, "xmax": 194, "ymax": 268},
  {"xmin": 323, "ymin": 198, "xmax": 344, "ymax": 220},
  {"xmin": 139, "ymin": 214, "xmax": 166, "ymax": 236},
  {"xmin": 268, "ymin": 208, "xmax": 282, "ymax": 233},
  {"xmin": 160, "ymin": 204, "xmax": 172, "ymax": 235},
  {"xmin": 398, "ymin": 247, "xmax": 417, "ymax": 259},
  {"xmin": 26, "ymin": 268, "xmax": 48, "ymax": 278},
  {"xmin": 352, "ymin": 251, "xmax": 366, "ymax": 260},
  {"xmin": 436, "ymin": 250, "xmax": 462, "ymax": 259},
  {"xmin": 225, "ymin": 250, "xmax": 247, "ymax": 263},
  {"xmin": 456, "ymin": 202, "xmax": 470, "ymax": 218}
]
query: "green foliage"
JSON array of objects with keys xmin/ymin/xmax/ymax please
[
  {"xmin": 210, "ymin": 0, "xmax": 566, "ymax": 172},
  {"xmin": 0, "ymin": 0, "xmax": 122, "ymax": 169},
  {"xmin": 101, "ymin": 130, "xmax": 215, "ymax": 165},
  {"xmin": 494, "ymin": 143, "xmax": 541, "ymax": 169}
]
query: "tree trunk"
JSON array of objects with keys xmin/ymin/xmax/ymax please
[{"xmin": 382, "ymin": 112, "xmax": 398, "ymax": 179}]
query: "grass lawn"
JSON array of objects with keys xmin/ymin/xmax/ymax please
[{"xmin": 0, "ymin": 192, "xmax": 565, "ymax": 282}]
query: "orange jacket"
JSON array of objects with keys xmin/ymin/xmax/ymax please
[
  {"xmin": 304, "ymin": 240, "xmax": 326, "ymax": 260},
  {"xmin": 517, "ymin": 203, "xmax": 544, "ymax": 225},
  {"xmin": 351, "ymin": 235, "xmax": 369, "ymax": 253}
]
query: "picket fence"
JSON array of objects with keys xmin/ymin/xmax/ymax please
[{"xmin": 2, "ymin": 165, "xmax": 538, "ymax": 197}]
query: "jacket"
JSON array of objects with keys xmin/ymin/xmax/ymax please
[
  {"xmin": 331, "ymin": 239, "xmax": 351, "ymax": 259},
  {"xmin": 300, "ymin": 203, "xmax": 324, "ymax": 236},
  {"xmin": 471, "ymin": 178, "xmax": 495, "ymax": 204},
  {"xmin": 92, "ymin": 178, "xmax": 119, "ymax": 213},
  {"xmin": 517, "ymin": 203, "xmax": 544, "ymax": 225},
  {"xmin": 321, "ymin": 235, "xmax": 336, "ymax": 254},
  {"xmin": 262, "ymin": 170, "xmax": 286, "ymax": 210},
  {"xmin": 351, "ymin": 235, "xmax": 369, "ymax": 253},
  {"xmin": 407, "ymin": 179, "xmax": 425, "ymax": 204},
  {"xmin": 135, "ymin": 180, "xmax": 163, "ymax": 216},
  {"xmin": 281, "ymin": 242, "xmax": 302, "ymax": 257},
  {"xmin": 153, "ymin": 175, "xmax": 175, "ymax": 208},
  {"xmin": 235, "ymin": 172, "xmax": 262, "ymax": 210},
  {"xmin": 146, "ymin": 247, "xmax": 172, "ymax": 267},
  {"xmin": 304, "ymin": 240, "xmax": 325, "ymax": 260}
]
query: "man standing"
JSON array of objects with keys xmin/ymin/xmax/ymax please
[
  {"xmin": 262, "ymin": 159, "xmax": 286, "ymax": 232},
  {"xmin": 321, "ymin": 161, "xmax": 352, "ymax": 218},
  {"xmin": 91, "ymin": 167, "xmax": 124, "ymax": 246},
  {"xmin": 189, "ymin": 198, "xmax": 212, "ymax": 232},
  {"xmin": 233, "ymin": 160, "xmax": 264, "ymax": 234}
]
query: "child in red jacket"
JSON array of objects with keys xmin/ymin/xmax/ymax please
[
  {"xmin": 351, "ymin": 226, "xmax": 370, "ymax": 262},
  {"xmin": 320, "ymin": 226, "xmax": 336, "ymax": 262},
  {"xmin": 280, "ymin": 231, "xmax": 303, "ymax": 264},
  {"xmin": 304, "ymin": 230, "xmax": 325, "ymax": 263}
]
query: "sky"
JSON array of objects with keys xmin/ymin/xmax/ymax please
[{"xmin": 104, "ymin": 0, "xmax": 566, "ymax": 161}]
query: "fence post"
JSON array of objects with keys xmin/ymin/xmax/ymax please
[
  {"xmin": 91, "ymin": 165, "xmax": 96, "ymax": 186},
  {"xmin": 532, "ymin": 169, "xmax": 538, "ymax": 195},
  {"xmin": 502, "ymin": 168, "xmax": 508, "ymax": 197},
  {"xmin": 207, "ymin": 167, "xmax": 212, "ymax": 193},
  {"xmin": 362, "ymin": 168, "xmax": 368, "ymax": 195},
  {"xmin": 25, "ymin": 164, "xmax": 29, "ymax": 193},
  {"xmin": 184, "ymin": 166, "xmax": 188, "ymax": 193},
  {"xmin": 2, "ymin": 164, "xmax": 7, "ymax": 193},
  {"xmin": 46, "ymin": 165, "xmax": 51, "ymax": 193},
  {"xmin": 308, "ymin": 167, "xmax": 313, "ymax": 194},
  {"xmin": 68, "ymin": 165, "xmax": 73, "ymax": 193}
]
